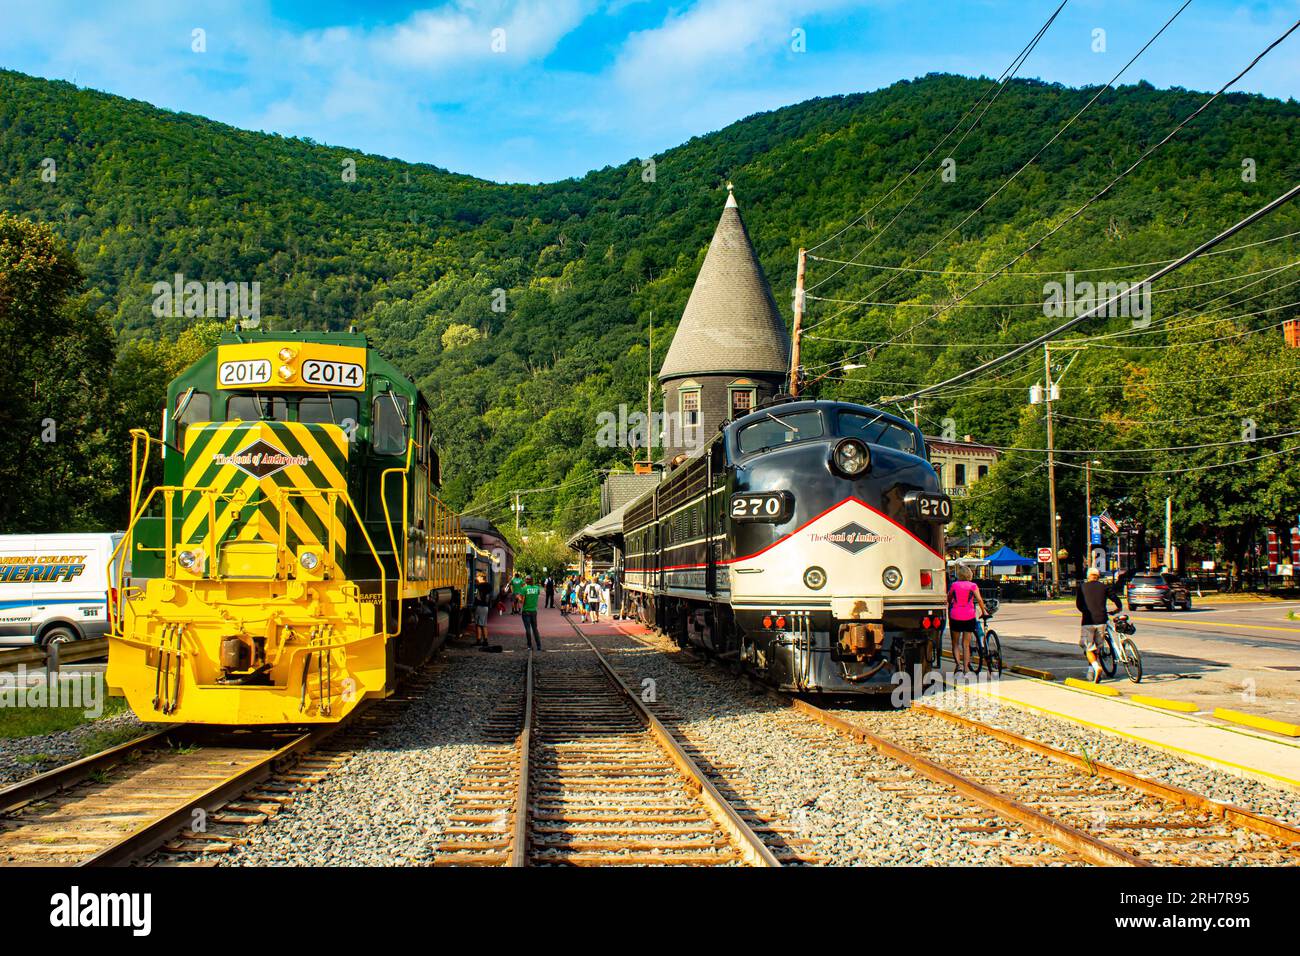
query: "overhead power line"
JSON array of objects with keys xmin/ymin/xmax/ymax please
[{"xmin": 882, "ymin": 179, "xmax": 1300, "ymax": 403}]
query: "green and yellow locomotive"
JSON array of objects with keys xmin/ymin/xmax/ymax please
[{"xmin": 108, "ymin": 330, "xmax": 467, "ymax": 725}]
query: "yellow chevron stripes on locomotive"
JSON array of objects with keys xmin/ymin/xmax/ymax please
[{"xmin": 181, "ymin": 421, "xmax": 349, "ymax": 569}]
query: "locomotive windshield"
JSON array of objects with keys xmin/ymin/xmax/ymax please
[
  {"xmin": 737, "ymin": 410, "xmax": 825, "ymax": 453},
  {"xmin": 836, "ymin": 409, "xmax": 917, "ymax": 454}
]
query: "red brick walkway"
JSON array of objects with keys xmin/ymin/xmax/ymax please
[{"xmin": 477, "ymin": 603, "xmax": 650, "ymax": 652}]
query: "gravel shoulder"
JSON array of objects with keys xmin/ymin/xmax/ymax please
[
  {"xmin": 0, "ymin": 712, "xmax": 147, "ymax": 787},
  {"xmin": 912, "ymin": 684, "xmax": 1300, "ymax": 826}
]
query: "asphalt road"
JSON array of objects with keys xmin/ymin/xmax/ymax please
[{"xmin": 985, "ymin": 600, "xmax": 1300, "ymax": 724}]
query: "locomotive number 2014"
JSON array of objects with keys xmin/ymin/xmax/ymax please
[
  {"xmin": 302, "ymin": 360, "xmax": 364, "ymax": 388},
  {"xmin": 730, "ymin": 492, "xmax": 791, "ymax": 523},
  {"xmin": 904, "ymin": 491, "xmax": 953, "ymax": 522},
  {"xmin": 218, "ymin": 359, "xmax": 272, "ymax": 387}
]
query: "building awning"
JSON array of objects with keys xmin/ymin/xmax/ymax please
[{"xmin": 567, "ymin": 501, "xmax": 631, "ymax": 552}]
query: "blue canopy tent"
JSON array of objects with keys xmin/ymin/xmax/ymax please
[{"xmin": 986, "ymin": 545, "xmax": 1036, "ymax": 576}]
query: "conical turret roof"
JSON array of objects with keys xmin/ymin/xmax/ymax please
[{"xmin": 658, "ymin": 187, "xmax": 791, "ymax": 381}]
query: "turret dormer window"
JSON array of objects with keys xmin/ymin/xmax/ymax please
[
  {"xmin": 680, "ymin": 388, "xmax": 700, "ymax": 426},
  {"xmin": 728, "ymin": 381, "xmax": 756, "ymax": 419}
]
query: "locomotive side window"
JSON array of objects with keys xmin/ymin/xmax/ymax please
[
  {"xmin": 837, "ymin": 410, "xmax": 916, "ymax": 454},
  {"xmin": 298, "ymin": 395, "xmax": 359, "ymax": 426},
  {"xmin": 173, "ymin": 390, "xmax": 211, "ymax": 449},
  {"xmin": 737, "ymin": 411, "xmax": 823, "ymax": 454},
  {"xmin": 371, "ymin": 392, "xmax": 408, "ymax": 456}
]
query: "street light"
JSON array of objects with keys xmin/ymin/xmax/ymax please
[{"xmin": 800, "ymin": 362, "xmax": 866, "ymax": 392}]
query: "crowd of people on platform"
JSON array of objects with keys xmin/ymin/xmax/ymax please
[{"xmin": 469, "ymin": 567, "xmax": 618, "ymax": 651}]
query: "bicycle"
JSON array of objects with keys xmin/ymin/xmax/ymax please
[
  {"xmin": 1096, "ymin": 613, "xmax": 1142, "ymax": 683},
  {"xmin": 969, "ymin": 599, "xmax": 1002, "ymax": 676}
]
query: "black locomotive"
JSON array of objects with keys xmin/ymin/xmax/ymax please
[{"xmin": 621, "ymin": 399, "xmax": 950, "ymax": 693}]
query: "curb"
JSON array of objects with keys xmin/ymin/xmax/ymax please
[
  {"xmin": 1063, "ymin": 677, "xmax": 1121, "ymax": 696},
  {"xmin": 1213, "ymin": 707, "xmax": 1300, "ymax": 738},
  {"xmin": 1131, "ymin": 694, "xmax": 1198, "ymax": 713}
]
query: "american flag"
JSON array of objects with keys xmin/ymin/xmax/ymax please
[{"xmin": 1098, "ymin": 510, "xmax": 1119, "ymax": 534}]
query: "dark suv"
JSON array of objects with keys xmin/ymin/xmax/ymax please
[{"xmin": 1126, "ymin": 571, "xmax": 1192, "ymax": 611}]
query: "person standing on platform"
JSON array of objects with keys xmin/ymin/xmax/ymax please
[
  {"xmin": 473, "ymin": 572, "xmax": 493, "ymax": 649},
  {"xmin": 510, "ymin": 571, "xmax": 525, "ymax": 615},
  {"xmin": 544, "ymin": 574, "xmax": 556, "ymax": 609},
  {"xmin": 521, "ymin": 575, "xmax": 543, "ymax": 650},
  {"xmin": 584, "ymin": 577, "xmax": 603, "ymax": 624}
]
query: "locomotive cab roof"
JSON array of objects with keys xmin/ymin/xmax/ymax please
[{"xmin": 727, "ymin": 399, "xmax": 926, "ymax": 460}]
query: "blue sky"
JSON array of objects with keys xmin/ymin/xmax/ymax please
[{"xmin": 1, "ymin": 1, "xmax": 1297, "ymax": 183}]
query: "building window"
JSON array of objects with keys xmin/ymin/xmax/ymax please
[
  {"xmin": 680, "ymin": 389, "xmax": 700, "ymax": 426},
  {"xmin": 977, "ymin": 464, "xmax": 989, "ymax": 481},
  {"xmin": 729, "ymin": 388, "xmax": 755, "ymax": 419},
  {"xmin": 955, "ymin": 464, "xmax": 966, "ymax": 486}
]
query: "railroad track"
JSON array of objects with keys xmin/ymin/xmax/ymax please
[
  {"xmin": 622, "ymin": 624, "xmax": 1300, "ymax": 867},
  {"xmin": 433, "ymin": 627, "xmax": 782, "ymax": 866},
  {"xmin": 0, "ymin": 664, "xmax": 446, "ymax": 867}
]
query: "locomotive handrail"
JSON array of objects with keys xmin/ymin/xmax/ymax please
[
  {"xmin": 379, "ymin": 437, "xmax": 414, "ymax": 636},
  {"xmin": 109, "ymin": 480, "xmax": 391, "ymax": 642}
]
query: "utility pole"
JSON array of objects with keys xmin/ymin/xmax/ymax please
[
  {"xmin": 789, "ymin": 247, "xmax": 807, "ymax": 396},
  {"xmin": 1083, "ymin": 459, "xmax": 1092, "ymax": 573},
  {"xmin": 646, "ymin": 312, "xmax": 653, "ymax": 466},
  {"xmin": 1165, "ymin": 496, "xmax": 1174, "ymax": 571},
  {"xmin": 513, "ymin": 492, "xmax": 522, "ymax": 531},
  {"xmin": 912, "ymin": 400, "xmax": 920, "ymax": 428},
  {"xmin": 1044, "ymin": 343, "xmax": 1060, "ymax": 596}
]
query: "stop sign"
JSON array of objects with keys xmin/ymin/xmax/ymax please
[{"xmin": 1037, "ymin": 547, "xmax": 1053, "ymax": 563}]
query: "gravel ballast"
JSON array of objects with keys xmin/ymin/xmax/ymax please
[
  {"xmin": 584, "ymin": 628, "xmax": 1066, "ymax": 865},
  {"xmin": 224, "ymin": 649, "xmax": 524, "ymax": 866}
]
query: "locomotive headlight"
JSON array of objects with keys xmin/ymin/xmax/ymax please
[
  {"xmin": 177, "ymin": 549, "xmax": 198, "ymax": 570},
  {"xmin": 803, "ymin": 566, "xmax": 827, "ymax": 590},
  {"xmin": 299, "ymin": 551, "xmax": 320, "ymax": 571},
  {"xmin": 830, "ymin": 438, "xmax": 870, "ymax": 478},
  {"xmin": 278, "ymin": 346, "xmax": 297, "ymax": 362},
  {"xmin": 882, "ymin": 566, "xmax": 903, "ymax": 590},
  {"xmin": 278, "ymin": 364, "xmax": 296, "ymax": 381}
]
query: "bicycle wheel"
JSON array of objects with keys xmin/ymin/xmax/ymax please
[
  {"xmin": 1121, "ymin": 639, "xmax": 1143, "ymax": 683},
  {"xmin": 1097, "ymin": 634, "xmax": 1118, "ymax": 677},
  {"xmin": 985, "ymin": 630, "xmax": 1003, "ymax": 676},
  {"xmin": 969, "ymin": 633, "xmax": 983, "ymax": 674}
]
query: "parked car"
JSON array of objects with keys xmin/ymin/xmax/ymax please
[
  {"xmin": 1126, "ymin": 571, "xmax": 1192, "ymax": 611},
  {"xmin": 0, "ymin": 532, "xmax": 126, "ymax": 646}
]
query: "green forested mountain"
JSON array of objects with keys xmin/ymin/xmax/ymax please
[{"xmin": 2, "ymin": 68, "xmax": 1298, "ymax": 564}]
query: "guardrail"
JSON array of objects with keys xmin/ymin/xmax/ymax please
[{"xmin": 0, "ymin": 638, "xmax": 108, "ymax": 675}]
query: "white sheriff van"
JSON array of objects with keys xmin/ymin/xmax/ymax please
[{"xmin": 0, "ymin": 533, "xmax": 126, "ymax": 646}]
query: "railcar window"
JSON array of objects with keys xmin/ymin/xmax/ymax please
[
  {"xmin": 371, "ymin": 393, "xmax": 409, "ymax": 455},
  {"xmin": 298, "ymin": 395, "xmax": 359, "ymax": 426},
  {"xmin": 737, "ymin": 411, "xmax": 824, "ymax": 454},
  {"xmin": 227, "ymin": 394, "xmax": 289, "ymax": 422},
  {"xmin": 837, "ymin": 411, "xmax": 916, "ymax": 454}
]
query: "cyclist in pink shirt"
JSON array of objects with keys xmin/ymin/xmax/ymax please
[{"xmin": 947, "ymin": 565, "xmax": 989, "ymax": 674}]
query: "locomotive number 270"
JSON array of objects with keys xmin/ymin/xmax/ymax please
[{"xmin": 730, "ymin": 492, "xmax": 792, "ymax": 523}]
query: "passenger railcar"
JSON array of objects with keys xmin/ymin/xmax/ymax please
[
  {"xmin": 107, "ymin": 330, "xmax": 467, "ymax": 724},
  {"xmin": 622, "ymin": 399, "xmax": 949, "ymax": 693}
]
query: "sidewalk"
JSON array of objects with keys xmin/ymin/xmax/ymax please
[{"xmin": 959, "ymin": 673, "xmax": 1300, "ymax": 792}]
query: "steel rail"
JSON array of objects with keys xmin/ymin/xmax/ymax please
[
  {"xmin": 913, "ymin": 703, "xmax": 1300, "ymax": 848},
  {"xmin": 0, "ymin": 727, "xmax": 178, "ymax": 814},
  {"xmin": 572, "ymin": 625, "xmax": 780, "ymax": 867},
  {"xmin": 788, "ymin": 698, "xmax": 1147, "ymax": 866},
  {"xmin": 509, "ymin": 651, "xmax": 534, "ymax": 867}
]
